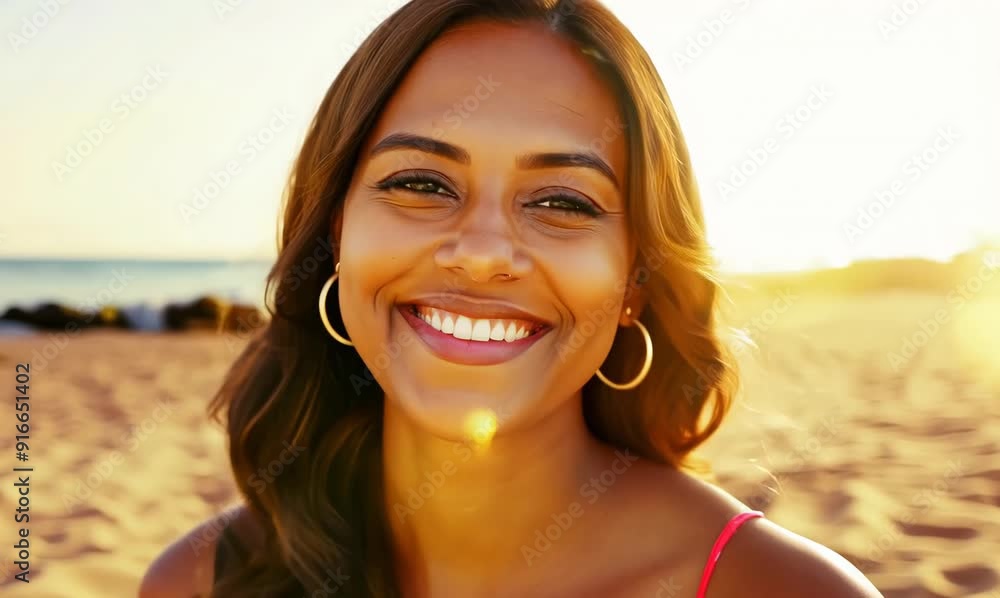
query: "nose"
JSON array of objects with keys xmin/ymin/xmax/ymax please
[{"xmin": 434, "ymin": 213, "xmax": 531, "ymax": 283}]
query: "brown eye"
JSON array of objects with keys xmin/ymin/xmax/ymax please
[
  {"xmin": 529, "ymin": 194, "xmax": 602, "ymax": 217},
  {"xmin": 375, "ymin": 172, "xmax": 456, "ymax": 197},
  {"xmin": 403, "ymin": 180, "xmax": 448, "ymax": 194}
]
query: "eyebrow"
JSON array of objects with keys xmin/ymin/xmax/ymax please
[
  {"xmin": 370, "ymin": 132, "xmax": 470, "ymax": 164},
  {"xmin": 368, "ymin": 132, "xmax": 620, "ymax": 189},
  {"xmin": 516, "ymin": 152, "xmax": 619, "ymax": 189}
]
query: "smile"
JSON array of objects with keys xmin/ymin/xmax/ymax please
[
  {"xmin": 397, "ymin": 301, "xmax": 551, "ymax": 366},
  {"xmin": 409, "ymin": 305, "xmax": 544, "ymax": 343}
]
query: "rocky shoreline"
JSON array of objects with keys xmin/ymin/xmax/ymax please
[{"xmin": 0, "ymin": 295, "xmax": 264, "ymax": 333}]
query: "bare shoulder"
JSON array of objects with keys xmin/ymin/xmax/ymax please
[
  {"xmin": 706, "ymin": 516, "xmax": 884, "ymax": 597},
  {"xmin": 611, "ymin": 460, "xmax": 882, "ymax": 597},
  {"xmin": 138, "ymin": 504, "xmax": 252, "ymax": 598},
  {"xmin": 592, "ymin": 456, "xmax": 754, "ymax": 592}
]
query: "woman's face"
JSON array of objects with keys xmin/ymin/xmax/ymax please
[{"xmin": 337, "ymin": 21, "xmax": 634, "ymax": 438}]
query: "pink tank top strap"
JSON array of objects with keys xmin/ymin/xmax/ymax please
[{"xmin": 695, "ymin": 510, "xmax": 764, "ymax": 598}]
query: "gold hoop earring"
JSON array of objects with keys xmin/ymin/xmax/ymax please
[
  {"xmin": 595, "ymin": 308, "xmax": 652, "ymax": 391},
  {"xmin": 318, "ymin": 262, "xmax": 353, "ymax": 346}
]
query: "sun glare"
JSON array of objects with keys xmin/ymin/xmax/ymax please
[{"xmin": 464, "ymin": 408, "xmax": 499, "ymax": 453}]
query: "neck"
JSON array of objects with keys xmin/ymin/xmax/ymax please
[{"xmin": 382, "ymin": 395, "xmax": 604, "ymax": 594}]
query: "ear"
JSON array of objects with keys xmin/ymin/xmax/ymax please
[{"xmin": 619, "ymin": 266, "xmax": 650, "ymax": 327}]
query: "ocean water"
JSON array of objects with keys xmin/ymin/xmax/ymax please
[{"xmin": 0, "ymin": 259, "xmax": 271, "ymax": 332}]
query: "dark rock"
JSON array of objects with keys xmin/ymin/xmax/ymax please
[
  {"xmin": 0, "ymin": 303, "xmax": 133, "ymax": 331},
  {"xmin": 93, "ymin": 305, "xmax": 132, "ymax": 329},
  {"xmin": 223, "ymin": 303, "xmax": 267, "ymax": 334},
  {"xmin": 163, "ymin": 296, "xmax": 264, "ymax": 332}
]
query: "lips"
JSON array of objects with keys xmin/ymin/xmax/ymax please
[{"xmin": 396, "ymin": 294, "xmax": 552, "ymax": 366}]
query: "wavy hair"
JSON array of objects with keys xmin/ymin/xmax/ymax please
[{"xmin": 207, "ymin": 0, "xmax": 738, "ymax": 595}]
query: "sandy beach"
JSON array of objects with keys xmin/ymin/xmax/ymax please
[{"xmin": 1, "ymin": 286, "xmax": 998, "ymax": 597}]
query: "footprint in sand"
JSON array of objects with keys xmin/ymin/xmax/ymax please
[
  {"xmin": 898, "ymin": 521, "xmax": 979, "ymax": 540},
  {"xmin": 971, "ymin": 468, "xmax": 1000, "ymax": 482},
  {"xmin": 957, "ymin": 492, "xmax": 1000, "ymax": 508},
  {"xmin": 941, "ymin": 564, "xmax": 998, "ymax": 594}
]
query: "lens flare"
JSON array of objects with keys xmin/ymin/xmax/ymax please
[{"xmin": 464, "ymin": 408, "xmax": 498, "ymax": 453}]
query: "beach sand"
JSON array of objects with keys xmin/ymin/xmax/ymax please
[{"xmin": 0, "ymin": 290, "xmax": 997, "ymax": 597}]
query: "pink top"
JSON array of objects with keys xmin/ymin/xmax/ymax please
[{"xmin": 696, "ymin": 510, "xmax": 764, "ymax": 598}]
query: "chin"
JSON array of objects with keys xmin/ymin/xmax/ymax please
[
  {"xmin": 358, "ymin": 305, "xmax": 547, "ymax": 438},
  {"xmin": 379, "ymin": 362, "xmax": 540, "ymax": 443}
]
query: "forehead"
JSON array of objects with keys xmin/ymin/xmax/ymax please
[{"xmin": 365, "ymin": 21, "xmax": 627, "ymax": 174}]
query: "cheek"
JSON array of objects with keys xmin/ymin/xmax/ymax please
[
  {"xmin": 336, "ymin": 195, "xmax": 440, "ymax": 355},
  {"xmin": 339, "ymin": 190, "xmax": 453, "ymax": 271},
  {"xmin": 545, "ymin": 232, "xmax": 630, "ymax": 361},
  {"xmin": 339, "ymin": 196, "xmax": 425, "ymax": 271},
  {"xmin": 336, "ymin": 199, "xmax": 408, "ymax": 335}
]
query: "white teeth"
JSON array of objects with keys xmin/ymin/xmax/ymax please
[
  {"xmin": 453, "ymin": 315, "xmax": 473, "ymax": 340},
  {"xmin": 490, "ymin": 321, "xmax": 506, "ymax": 341},
  {"xmin": 471, "ymin": 319, "xmax": 492, "ymax": 341},
  {"xmin": 412, "ymin": 306, "xmax": 539, "ymax": 343}
]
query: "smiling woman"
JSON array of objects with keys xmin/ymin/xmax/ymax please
[{"xmin": 138, "ymin": 1, "xmax": 882, "ymax": 597}]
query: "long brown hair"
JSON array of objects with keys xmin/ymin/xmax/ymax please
[{"xmin": 208, "ymin": 0, "xmax": 738, "ymax": 595}]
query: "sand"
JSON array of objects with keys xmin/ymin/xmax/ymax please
[
  {"xmin": 705, "ymin": 290, "xmax": 1000, "ymax": 597},
  {"xmin": 0, "ymin": 333, "xmax": 238, "ymax": 597},
  {"xmin": 0, "ymin": 290, "xmax": 997, "ymax": 597}
]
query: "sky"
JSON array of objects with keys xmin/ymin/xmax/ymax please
[{"xmin": 1, "ymin": 0, "xmax": 997, "ymax": 273}]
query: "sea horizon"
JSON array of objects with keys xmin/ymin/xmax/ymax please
[{"xmin": 0, "ymin": 257, "xmax": 272, "ymax": 316}]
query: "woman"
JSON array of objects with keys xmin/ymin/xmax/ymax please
[{"xmin": 141, "ymin": 0, "xmax": 883, "ymax": 596}]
